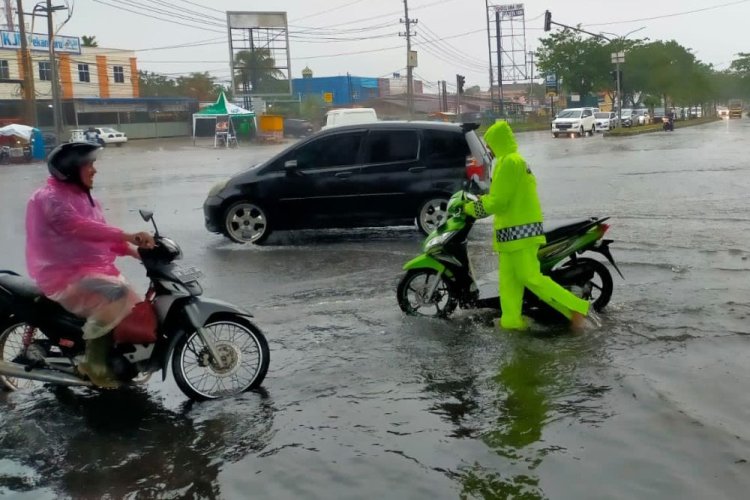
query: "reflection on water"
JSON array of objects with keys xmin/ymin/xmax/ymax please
[
  {"xmin": 0, "ymin": 386, "xmax": 274, "ymax": 498},
  {"xmin": 416, "ymin": 328, "xmax": 612, "ymax": 500}
]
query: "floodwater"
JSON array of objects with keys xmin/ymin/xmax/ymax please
[{"xmin": 0, "ymin": 121, "xmax": 748, "ymax": 499}]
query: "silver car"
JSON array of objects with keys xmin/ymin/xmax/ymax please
[{"xmin": 594, "ymin": 112, "xmax": 617, "ymax": 131}]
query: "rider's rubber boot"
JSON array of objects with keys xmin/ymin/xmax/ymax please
[{"xmin": 78, "ymin": 335, "xmax": 120, "ymax": 389}]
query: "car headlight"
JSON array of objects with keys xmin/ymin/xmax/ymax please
[
  {"xmin": 208, "ymin": 179, "xmax": 229, "ymax": 198},
  {"xmin": 425, "ymin": 231, "xmax": 455, "ymax": 252}
]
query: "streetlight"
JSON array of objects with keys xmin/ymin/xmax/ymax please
[{"xmin": 600, "ymin": 27, "xmax": 645, "ymax": 127}]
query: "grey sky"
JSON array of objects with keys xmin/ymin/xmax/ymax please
[{"xmin": 62, "ymin": 0, "xmax": 750, "ymax": 91}]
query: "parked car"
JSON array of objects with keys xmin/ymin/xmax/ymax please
[
  {"xmin": 95, "ymin": 127, "xmax": 127, "ymax": 146},
  {"xmin": 619, "ymin": 108, "xmax": 635, "ymax": 127},
  {"xmin": 203, "ymin": 121, "xmax": 491, "ymax": 244},
  {"xmin": 283, "ymin": 118, "xmax": 314, "ymax": 137},
  {"xmin": 550, "ymin": 108, "xmax": 596, "ymax": 137},
  {"xmin": 651, "ymin": 108, "xmax": 666, "ymax": 124},
  {"xmin": 632, "ymin": 109, "xmax": 650, "ymax": 126},
  {"xmin": 594, "ymin": 112, "xmax": 617, "ymax": 131},
  {"xmin": 321, "ymin": 108, "xmax": 378, "ymax": 131}
]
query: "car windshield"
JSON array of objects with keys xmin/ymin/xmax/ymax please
[
  {"xmin": 595, "ymin": 113, "xmax": 610, "ymax": 119},
  {"xmin": 557, "ymin": 110, "xmax": 582, "ymax": 118}
]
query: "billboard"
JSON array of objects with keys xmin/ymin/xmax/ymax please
[{"xmin": 227, "ymin": 11, "xmax": 292, "ymax": 102}]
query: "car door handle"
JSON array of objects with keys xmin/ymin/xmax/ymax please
[
  {"xmin": 408, "ymin": 166, "xmax": 427, "ymax": 173},
  {"xmin": 335, "ymin": 171, "xmax": 353, "ymax": 179}
]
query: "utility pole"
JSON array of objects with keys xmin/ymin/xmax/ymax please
[
  {"xmin": 527, "ymin": 51, "xmax": 534, "ymax": 105},
  {"xmin": 16, "ymin": 0, "xmax": 36, "ymax": 126},
  {"xmin": 43, "ymin": 0, "xmax": 64, "ymax": 139},
  {"xmin": 399, "ymin": 0, "xmax": 417, "ymax": 118},
  {"xmin": 441, "ymin": 80, "xmax": 447, "ymax": 112},
  {"xmin": 4, "ymin": 0, "xmax": 14, "ymax": 29},
  {"xmin": 495, "ymin": 9, "xmax": 504, "ymax": 117}
]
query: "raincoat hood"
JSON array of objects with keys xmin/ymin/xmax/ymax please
[{"xmin": 483, "ymin": 121, "xmax": 517, "ymax": 158}]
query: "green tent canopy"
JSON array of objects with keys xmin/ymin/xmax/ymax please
[{"xmin": 192, "ymin": 92, "xmax": 256, "ymax": 144}]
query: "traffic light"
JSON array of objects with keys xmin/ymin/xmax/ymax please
[
  {"xmin": 457, "ymin": 74, "xmax": 465, "ymax": 94},
  {"xmin": 544, "ymin": 10, "xmax": 552, "ymax": 32}
]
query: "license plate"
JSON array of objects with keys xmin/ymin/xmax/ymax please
[{"xmin": 173, "ymin": 266, "xmax": 204, "ymax": 282}]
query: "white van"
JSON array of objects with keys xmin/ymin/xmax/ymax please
[{"xmin": 321, "ymin": 108, "xmax": 378, "ymax": 130}]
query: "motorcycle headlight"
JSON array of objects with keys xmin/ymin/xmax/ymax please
[
  {"xmin": 208, "ymin": 179, "xmax": 229, "ymax": 198},
  {"xmin": 160, "ymin": 237, "xmax": 183, "ymax": 260},
  {"xmin": 425, "ymin": 231, "xmax": 455, "ymax": 252}
]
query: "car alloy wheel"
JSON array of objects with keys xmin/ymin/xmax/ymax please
[
  {"xmin": 224, "ymin": 201, "xmax": 271, "ymax": 244},
  {"xmin": 417, "ymin": 198, "xmax": 449, "ymax": 234}
]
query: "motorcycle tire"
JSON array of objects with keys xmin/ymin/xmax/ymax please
[
  {"xmin": 397, "ymin": 269, "xmax": 457, "ymax": 319},
  {"xmin": 575, "ymin": 258, "xmax": 613, "ymax": 311},
  {"xmin": 172, "ymin": 314, "xmax": 269, "ymax": 401},
  {"xmin": 0, "ymin": 319, "xmax": 45, "ymax": 391}
]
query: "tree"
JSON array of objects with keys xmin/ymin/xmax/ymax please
[
  {"xmin": 81, "ymin": 35, "xmax": 98, "ymax": 47},
  {"xmin": 175, "ymin": 72, "xmax": 220, "ymax": 101},
  {"xmin": 465, "ymin": 85, "xmax": 481, "ymax": 96},
  {"xmin": 234, "ymin": 49, "xmax": 287, "ymax": 94},
  {"xmin": 138, "ymin": 71, "xmax": 178, "ymax": 97},
  {"xmin": 535, "ymin": 29, "xmax": 612, "ymax": 98},
  {"xmin": 300, "ymin": 95, "xmax": 326, "ymax": 126}
]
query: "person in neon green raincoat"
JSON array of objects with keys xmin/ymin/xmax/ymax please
[{"xmin": 464, "ymin": 121, "xmax": 589, "ymax": 330}]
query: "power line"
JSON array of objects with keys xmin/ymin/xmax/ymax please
[
  {"xmin": 291, "ymin": 0, "xmax": 370, "ymax": 22},
  {"xmin": 92, "ymin": 0, "xmax": 224, "ymax": 33},
  {"xmin": 584, "ymin": 0, "xmax": 750, "ymax": 27}
]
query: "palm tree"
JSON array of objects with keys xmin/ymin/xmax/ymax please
[
  {"xmin": 81, "ymin": 35, "xmax": 98, "ymax": 47},
  {"xmin": 234, "ymin": 49, "xmax": 285, "ymax": 94}
]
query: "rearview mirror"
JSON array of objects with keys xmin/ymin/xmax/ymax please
[{"xmin": 139, "ymin": 209, "xmax": 153, "ymax": 222}]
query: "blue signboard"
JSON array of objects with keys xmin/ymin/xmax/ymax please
[{"xmin": 0, "ymin": 31, "xmax": 81, "ymax": 54}]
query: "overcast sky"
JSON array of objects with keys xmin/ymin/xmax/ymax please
[{"xmin": 57, "ymin": 0, "xmax": 750, "ymax": 92}]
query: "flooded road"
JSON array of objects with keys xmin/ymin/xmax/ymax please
[{"xmin": 1, "ymin": 121, "xmax": 749, "ymax": 499}]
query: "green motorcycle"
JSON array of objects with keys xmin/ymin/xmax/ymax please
[{"xmin": 397, "ymin": 184, "xmax": 623, "ymax": 319}]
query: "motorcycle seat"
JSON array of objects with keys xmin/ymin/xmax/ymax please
[
  {"xmin": 0, "ymin": 273, "xmax": 75, "ymax": 311},
  {"xmin": 544, "ymin": 218, "xmax": 598, "ymax": 244}
]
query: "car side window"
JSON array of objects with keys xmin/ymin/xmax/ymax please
[
  {"xmin": 422, "ymin": 130, "xmax": 469, "ymax": 160},
  {"xmin": 295, "ymin": 133, "xmax": 364, "ymax": 169},
  {"xmin": 363, "ymin": 130, "xmax": 419, "ymax": 164}
]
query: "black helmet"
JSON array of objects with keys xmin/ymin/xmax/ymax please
[{"xmin": 47, "ymin": 142, "xmax": 101, "ymax": 182}]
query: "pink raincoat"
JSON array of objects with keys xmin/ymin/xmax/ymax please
[{"xmin": 26, "ymin": 177, "xmax": 138, "ymax": 339}]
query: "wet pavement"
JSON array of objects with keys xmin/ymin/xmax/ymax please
[{"xmin": 1, "ymin": 121, "xmax": 749, "ymax": 499}]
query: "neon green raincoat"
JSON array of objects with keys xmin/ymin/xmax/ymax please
[{"xmin": 465, "ymin": 121, "xmax": 589, "ymax": 330}]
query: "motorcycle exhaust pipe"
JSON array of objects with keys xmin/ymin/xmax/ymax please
[{"xmin": 0, "ymin": 360, "xmax": 92, "ymax": 386}]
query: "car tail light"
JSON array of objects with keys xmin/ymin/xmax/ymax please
[{"xmin": 465, "ymin": 156, "xmax": 484, "ymax": 180}]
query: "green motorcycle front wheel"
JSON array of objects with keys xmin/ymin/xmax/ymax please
[{"xmin": 397, "ymin": 269, "xmax": 457, "ymax": 319}]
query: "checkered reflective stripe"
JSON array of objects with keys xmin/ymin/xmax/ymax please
[
  {"xmin": 495, "ymin": 222, "xmax": 544, "ymax": 243},
  {"xmin": 470, "ymin": 200, "xmax": 488, "ymax": 218}
]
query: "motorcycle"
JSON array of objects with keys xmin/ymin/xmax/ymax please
[
  {"xmin": 0, "ymin": 210, "xmax": 269, "ymax": 401},
  {"xmin": 396, "ymin": 180, "xmax": 623, "ymax": 319},
  {"xmin": 662, "ymin": 116, "xmax": 674, "ymax": 132}
]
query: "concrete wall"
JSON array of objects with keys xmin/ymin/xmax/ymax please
[{"xmin": 114, "ymin": 122, "xmax": 190, "ymax": 139}]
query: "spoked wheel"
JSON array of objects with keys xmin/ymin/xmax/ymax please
[
  {"xmin": 417, "ymin": 198, "xmax": 449, "ymax": 235},
  {"xmin": 172, "ymin": 317, "xmax": 270, "ymax": 401},
  {"xmin": 397, "ymin": 269, "xmax": 457, "ymax": 319},
  {"xmin": 0, "ymin": 321, "xmax": 44, "ymax": 391},
  {"xmin": 224, "ymin": 201, "xmax": 271, "ymax": 244},
  {"xmin": 576, "ymin": 258, "xmax": 613, "ymax": 311}
]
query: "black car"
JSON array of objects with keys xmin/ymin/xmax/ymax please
[
  {"xmin": 283, "ymin": 118, "xmax": 314, "ymax": 137},
  {"xmin": 203, "ymin": 121, "xmax": 490, "ymax": 244}
]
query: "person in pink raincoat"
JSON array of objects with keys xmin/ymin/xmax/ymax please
[{"xmin": 25, "ymin": 142, "xmax": 155, "ymax": 387}]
